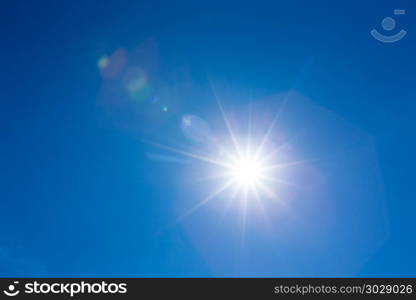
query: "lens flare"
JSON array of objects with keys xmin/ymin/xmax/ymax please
[
  {"xmin": 97, "ymin": 56, "xmax": 110, "ymax": 70},
  {"xmin": 147, "ymin": 87, "xmax": 304, "ymax": 226},
  {"xmin": 230, "ymin": 156, "xmax": 264, "ymax": 186}
]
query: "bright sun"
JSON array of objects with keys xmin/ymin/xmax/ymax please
[
  {"xmin": 151, "ymin": 99, "xmax": 292, "ymax": 221},
  {"xmin": 230, "ymin": 156, "xmax": 264, "ymax": 186}
]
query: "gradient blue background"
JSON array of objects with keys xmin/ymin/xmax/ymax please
[{"xmin": 1, "ymin": 0, "xmax": 415, "ymax": 276}]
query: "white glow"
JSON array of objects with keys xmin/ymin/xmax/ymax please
[
  {"xmin": 149, "ymin": 97, "xmax": 297, "ymax": 223},
  {"xmin": 231, "ymin": 156, "xmax": 264, "ymax": 186}
]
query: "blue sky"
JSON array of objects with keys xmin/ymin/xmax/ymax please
[{"xmin": 1, "ymin": 0, "xmax": 415, "ymax": 277}]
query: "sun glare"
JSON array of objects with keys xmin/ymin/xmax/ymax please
[
  {"xmin": 148, "ymin": 92, "xmax": 296, "ymax": 224},
  {"xmin": 230, "ymin": 156, "xmax": 264, "ymax": 186}
]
